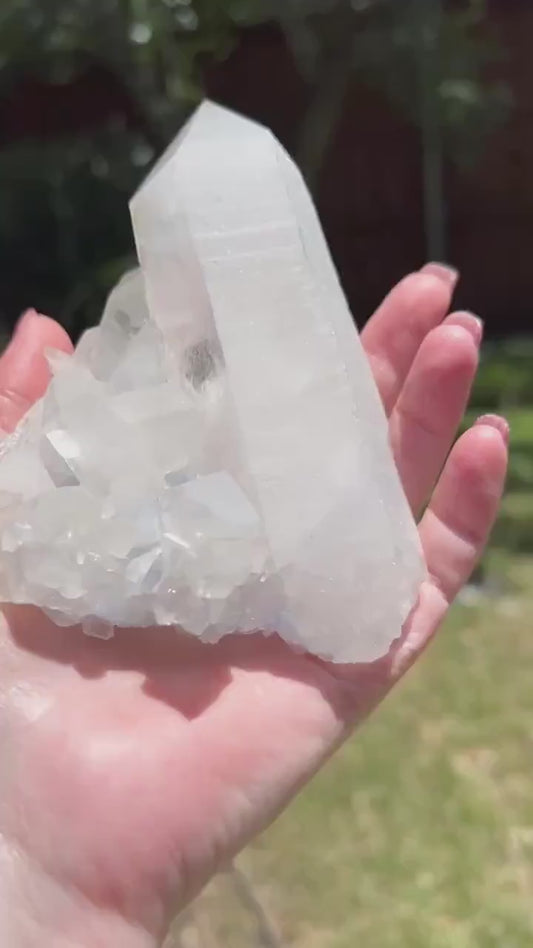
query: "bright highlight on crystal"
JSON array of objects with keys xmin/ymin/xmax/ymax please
[{"xmin": 0, "ymin": 101, "xmax": 424, "ymax": 662}]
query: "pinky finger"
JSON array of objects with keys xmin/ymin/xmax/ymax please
[{"xmin": 418, "ymin": 416, "xmax": 509, "ymax": 605}]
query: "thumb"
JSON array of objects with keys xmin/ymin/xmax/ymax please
[{"xmin": 0, "ymin": 310, "xmax": 73, "ymax": 431}]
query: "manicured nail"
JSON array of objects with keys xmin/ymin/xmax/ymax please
[
  {"xmin": 446, "ymin": 311, "xmax": 483, "ymax": 346},
  {"xmin": 475, "ymin": 414, "xmax": 510, "ymax": 446},
  {"xmin": 2, "ymin": 310, "xmax": 37, "ymax": 356},
  {"xmin": 420, "ymin": 262, "xmax": 459, "ymax": 288},
  {"xmin": 14, "ymin": 308, "xmax": 39, "ymax": 337}
]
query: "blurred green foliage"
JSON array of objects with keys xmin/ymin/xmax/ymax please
[
  {"xmin": 0, "ymin": 0, "xmax": 509, "ymax": 334},
  {"xmin": 2, "ymin": 0, "xmax": 529, "ymax": 554},
  {"xmin": 467, "ymin": 341, "xmax": 533, "ymax": 554}
]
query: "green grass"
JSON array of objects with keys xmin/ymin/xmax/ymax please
[
  {"xmin": 168, "ymin": 351, "xmax": 533, "ymax": 946},
  {"xmin": 494, "ymin": 493, "xmax": 533, "ymax": 553},
  {"xmin": 471, "ymin": 339, "xmax": 533, "ymax": 410},
  {"xmin": 172, "ymin": 556, "xmax": 533, "ymax": 947},
  {"xmin": 467, "ymin": 336, "xmax": 533, "ymax": 497}
]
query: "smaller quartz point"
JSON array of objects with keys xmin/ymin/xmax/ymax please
[
  {"xmin": 83, "ymin": 617, "xmax": 115, "ymax": 640},
  {"xmin": 0, "ymin": 101, "xmax": 425, "ymax": 663}
]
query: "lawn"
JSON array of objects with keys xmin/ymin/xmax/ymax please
[
  {"xmin": 166, "ymin": 344, "xmax": 533, "ymax": 948},
  {"xmin": 168, "ymin": 555, "xmax": 533, "ymax": 948}
]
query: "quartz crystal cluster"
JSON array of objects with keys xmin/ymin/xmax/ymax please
[{"xmin": 0, "ymin": 102, "xmax": 424, "ymax": 662}]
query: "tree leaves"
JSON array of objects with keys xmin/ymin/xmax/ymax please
[{"xmin": 0, "ymin": 0, "xmax": 511, "ymax": 330}]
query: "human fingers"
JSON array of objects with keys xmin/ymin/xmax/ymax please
[
  {"xmin": 419, "ymin": 417, "xmax": 509, "ymax": 603},
  {"xmin": 0, "ymin": 310, "xmax": 73, "ymax": 431},
  {"xmin": 389, "ymin": 314, "xmax": 481, "ymax": 514},
  {"xmin": 389, "ymin": 417, "xmax": 508, "ymax": 678},
  {"xmin": 361, "ymin": 263, "xmax": 458, "ymax": 415}
]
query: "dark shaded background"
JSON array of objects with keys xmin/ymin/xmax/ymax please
[{"xmin": 0, "ymin": 0, "xmax": 530, "ymax": 341}]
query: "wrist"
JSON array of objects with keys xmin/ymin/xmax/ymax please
[{"xmin": 0, "ymin": 841, "xmax": 159, "ymax": 948}]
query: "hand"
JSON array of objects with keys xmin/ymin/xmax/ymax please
[{"xmin": 0, "ymin": 269, "xmax": 508, "ymax": 948}]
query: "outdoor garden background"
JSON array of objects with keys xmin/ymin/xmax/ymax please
[{"xmin": 1, "ymin": 1, "xmax": 533, "ymax": 945}]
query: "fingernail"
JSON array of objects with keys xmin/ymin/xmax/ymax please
[
  {"xmin": 420, "ymin": 262, "xmax": 459, "ymax": 288},
  {"xmin": 14, "ymin": 309, "xmax": 38, "ymax": 337},
  {"xmin": 446, "ymin": 311, "xmax": 484, "ymax": 346},
  {"xmin": 2, "ymin": 310, "xmax": 35, "ymax": 356},
  {"xmin": 475, "ymin": 414, "xmax": 510, "ymax": 446}
]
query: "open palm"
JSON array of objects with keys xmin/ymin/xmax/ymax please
[{"xmin": 0, "ymin": 265, "xmax": 508, "ymax": 948}]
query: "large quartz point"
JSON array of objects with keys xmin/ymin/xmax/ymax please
[{"xmin": 0, "ymin": 101, "xmax": 424, "ymax": 662}]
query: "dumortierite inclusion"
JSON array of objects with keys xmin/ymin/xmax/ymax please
[{"xmin": 0, "ymin": 102, "xmax": 424, "ymax": 661}]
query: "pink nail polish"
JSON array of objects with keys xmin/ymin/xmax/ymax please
[{"xmin": 475, "ymin": 414, "xmax": 510, "ymax": 446}]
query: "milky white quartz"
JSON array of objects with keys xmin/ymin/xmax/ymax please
[{"xmin": 0, "ymin": 101, "xmax": 424, "ymax": 662}]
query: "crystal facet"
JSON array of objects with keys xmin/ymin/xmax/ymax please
[{"xmin": 0, "ymin": 101, "xmax": 425, "ymax": 663}]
